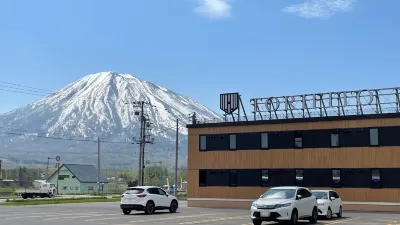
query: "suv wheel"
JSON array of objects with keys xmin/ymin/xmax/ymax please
[
  {"xmin": 169, "ymin": 200, "xmax": 178, "ymax": 213},
  {"xmin": 309, "ymin": 207, "xmax": 318, "ymax": 224},
  {"xmin": 290, "ymin": 209, "xmax": 298, "ymax": 225},
  {"xmin": 326, "ymin": 207, "xmax": 332, "ymax": 219},
  {"xmin": 337, "ymin": 206, "xmax": 342, "ymax": 218},
  {"xmin": 122, "ymin": 209, "xmax": 131, "ymax": 215},
  {"xmin": 144, "ymin": 201, "xmax": 155, "ymax": 215}
]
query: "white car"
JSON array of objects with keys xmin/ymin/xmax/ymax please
[
  {"xmin": 311, "ymin": 190, "xmax": 343, "ymax": 219},
  {"xmin": 250, "ymin": 186, "xmax": 318, "ymax": 225},
  {"xmin": 120, "ymin": 186, "xmax": 179, "ymax": 215}
]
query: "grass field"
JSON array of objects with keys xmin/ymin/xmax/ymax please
[{"xmin": 2, "ymin": 197, "xmax": 121, "ymax": 206}]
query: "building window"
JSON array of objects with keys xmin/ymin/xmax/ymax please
[
  {"xmin": 371, "ymin": 169, "xmax": 381, "ymax": 188},
  {"xmin": 261, "ymin": 170, "xmax": 269, "ymax": 186},
  {"xmin": 199, "ymin": 136, "xmax": 207, "ymax": 151},
  {"xmin": 261, "ymin": 133, "xmax": 268, "ymax": 149},
  {"xmin": 294, "ymin": 132, "xmax": 302, "ymax": 148},
  {"xmin": 229, "ymin": 134, "xmax": 236, "ymax": 150},
  {"xmin": 332, "ymin": 169, "xmax": 341, "ymax": 187},
  {"xmin": 229, "ymin": 170, "xmax": 237, "ymax": 186},
  {"xmin": 62, "ymin": 186, "xmax": 68, "ymax": 190},
  {"xmin": 331, "ymin": 130, "xmax": 340, "ymax": 147},
  {"xmin": 370, "ymin": 128, "xmax": 379, "ymax": 146},
  {"xmin": 72, "ymin": 176, "xmax": 76, "ymax": 178},
  {"xmin": 76, "ymin": 187, "xmax": 79, "ymax": 190},
  {"xmin": 58, "ymin": 175, "xmax": 69, "ymax": 180},
  {"xmin": 296, "ymin": 169, "xmax": 303, "ymax": 185},
  {"xmin": 88, "ymin": 186, "xmax": 94, "ymax": 191},
  {"xmin": 199, "ymin": 170, "xmax": 207, "ymax": 186}
]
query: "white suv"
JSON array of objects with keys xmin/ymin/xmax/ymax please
[
  {"xmin": 311, "ymin": 190, "xmax": 343, "ymax": 219},
  {"xmin": 120, "ymin": 186, "xmax": 179, "ymax": 215},
  {"xmin": 250, "ymin": 186, "xmax": 318, "ymax": 225}
]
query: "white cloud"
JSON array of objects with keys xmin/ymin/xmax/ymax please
[
  {"xmin": 283, "ymin": 0, "xmax": 356, "ymax": 19},
  {"xmin": 194, "ymin": 0, "xmax": 232, "ymax": 19}
]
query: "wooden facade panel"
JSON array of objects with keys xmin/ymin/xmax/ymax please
[
  {"xmin": 187, "ymin": 174, "xmax": 400, "ymax": 203},
  {"xmin": 188, "ymin": 118, "xmax": 400, "ymax": 136},
  {"xmin": 188, "ymin": 147, "xmax": 400, "ymax": 169},
  {"xmin": 188, "ymin": 200, "xmax": 400, "ymax": 212}
]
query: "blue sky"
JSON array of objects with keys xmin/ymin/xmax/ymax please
[{"xmin": 0, "ymin": 0, "xmax": 399, "ymax": 115}]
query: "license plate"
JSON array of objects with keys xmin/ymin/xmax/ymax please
[{"xmin": 260, "ymin": 211, "xmax": 270, "ymax": 217}]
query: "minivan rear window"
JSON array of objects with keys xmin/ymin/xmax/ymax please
[{"xmin": 124, "ymin": 188, "xmax": 144, "ymax": 194}]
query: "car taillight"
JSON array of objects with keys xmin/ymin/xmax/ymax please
[{"xmin": 137, "ymin": 194, "xmax": 147, "ymax": 198}]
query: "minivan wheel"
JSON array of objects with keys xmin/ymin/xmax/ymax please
[
  {"xmin": 252, "ymin": 219, "xmax": 262, "ymax": 225},
  {"xmin": 309, "ymin": 207, "xmax": 318, "ymax": 224}
]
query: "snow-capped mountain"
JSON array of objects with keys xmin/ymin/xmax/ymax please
[{"xmin": 0, "ymin": 72, "xmax": 221, "ymax": 169}]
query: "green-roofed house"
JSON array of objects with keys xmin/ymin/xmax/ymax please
[{"xmin": 47, "ymin": 164, "xmax": 109, "ymax": 194}]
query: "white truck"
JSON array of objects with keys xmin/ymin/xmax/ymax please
[{"xmin": 15, "ymin": 180, "xmax": 56, "ymax": 199}]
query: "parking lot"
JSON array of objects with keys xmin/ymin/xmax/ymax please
[{"xmin": 1, "ymin": 202, "xmax": 400, "ymax": 225}]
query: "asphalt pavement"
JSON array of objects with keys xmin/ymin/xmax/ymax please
[{"xmin": 1, "ymin": 201, "xmax": 400, "ymax": 225}]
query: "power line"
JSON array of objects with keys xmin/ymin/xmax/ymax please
[
  {"xmin": 0, "ymin": 129, "xmax": 187, "ymax": 147},
  {"xmin": 0, "ymin": 87, "xmax": 47, "ymax": 97},
  {"xmin": 0, "ymin": 81, "xmax": 53, "ymax": 92},
  {"xmin": 0, "ymin": 131, "xmax": 133, "ymax": 144},
  {"xmin": 0, "ymin": 84, "xmax": 52, "ymax": 95}
]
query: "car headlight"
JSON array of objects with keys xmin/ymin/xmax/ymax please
[
  {"xmin": 274, "ymin": 203, "xmax": 291, "ymax": 208},
  {"xmin": 252, "ymin": 201, "xmax": 258, "ymax": 207}
]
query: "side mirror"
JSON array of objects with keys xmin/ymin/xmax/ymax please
[
  {"xmin": 296, "ymin": 195, "xmax": 302, "ymax": 200},
  {"xmin": 330, "ymin": 197, "xmax": 336, "ymax": 201},
  {"xmin": 260, "ymin": 195, "xmax": 263, "ymax": 198}
]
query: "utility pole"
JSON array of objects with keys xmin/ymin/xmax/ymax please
[
  {"xmin": 46, "ymin": 157, "xmax": 51, "ymax": 180},
  {"xmin": 174, "ymin": 118, "xmax": 179, "ymax": 196},
  {"xmin": 56, "ymin": 163, "xmax": 60, "ymax": 194},
  {"xmin": 138, "ymin": 102, "xmax": 145, "ymax": 186},
  {"xmin": 127, "ymin": 100, "xmax": 154, "ymax": 186},
  {"xmin": 0, "ymin": 160, "xmax": 2, "ymax": 180},
  {"xmin": 98, "ymin": 137, "xmax": 101, "ymax": 194}
]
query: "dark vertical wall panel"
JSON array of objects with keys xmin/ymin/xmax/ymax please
[
  {"xmin": 237, "ymin": 170, "xmax": 261, "ymax": 186},
  {"xmin": 302, "ymin": 130, "xmax": 331, "ymax": 148},
  {"xmin": 339, "ymin": 128, "xmax": 370, "ymax": 147},
  {"xmin": 269, "ymin": 169, "xmax": 296, "ymax": 186},
  {"xmin": 379, "ymin": 127, "xmax": 400, "ymax": 146},
  {"xmin": 236, "ymin": 133, "xmax": 261, "ymax": 150},
  {"xmin": 269, "ymin": 132, "xmax": 295, "ymax": 149},
  {"xmin": 206, "ymin": 134, "xmax": 230, "ymax": 150},
  {"xmin": 381, "ymin": 169, "xmax": 400, "ymax": 188},
  {"xmin": 206, "ymin": 169, "xmax": 230, "ymax": 186},
  {"xmin": 303, "ymin": 169, "xmax": 331, "ymax": 187},
  {"xmin": 341, "ymin": 169, "xmax": 370, "ymax": 188}
]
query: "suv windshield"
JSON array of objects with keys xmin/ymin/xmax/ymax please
[
  {"xmin": 312, "ymin": 191, "xmax": 328, "ymax": 199},
  {"xmin": 124, "ymin": 188, "xmax": 144, "ymax": 194},
  {"xmin": 261, "ymin": 189, "xmax": 296, "ymax": 199}
]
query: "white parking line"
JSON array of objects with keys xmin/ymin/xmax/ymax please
[
  {"xmin": 0, "ymin": 212, "xmax": 50, "ymax": 217},
  {"xmin": 178, "ymin": 216, "xmax": 248, "ymax": 224},
  {"xmin": 43, "ymin": 213, "xmax": 120, "ymax": 221},
  {"xmin": 3, "ymin": 212, "xmax": 107, "ymax": 220},
  {"xmin": 88, "ymin": 213, "xmax": 224, "ymax": 223}
]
